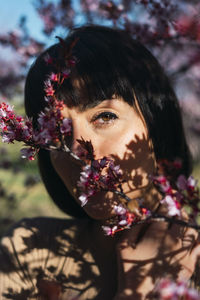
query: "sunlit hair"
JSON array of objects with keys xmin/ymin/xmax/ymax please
[{"xmin": 25, "ymin": 25, "xmax": 192, "ymax": 218}]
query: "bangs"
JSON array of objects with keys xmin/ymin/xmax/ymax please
[{"xmin": 57, "ymin": 28, "xmax": 136, "ymax": 110}]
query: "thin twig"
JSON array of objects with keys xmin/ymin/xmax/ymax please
[
  {"xmin": 113, "ymin": 190, "xmax": 132, "ymax": 202},
  {"xmin": 152, "ymin": 214, "xmax": 200, "ymax": 230}
]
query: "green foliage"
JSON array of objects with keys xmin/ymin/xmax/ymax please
[{"xmin": 0, "ymin": 140, "xmax": 67, "ymax": 236}]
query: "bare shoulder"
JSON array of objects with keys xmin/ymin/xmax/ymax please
[
  {"xmin": 0, "ymin": 217, "xmax": 90, "ymax": 255},
  {"xmin": 0, "ymin": 217, "xmax": 92, "ymax": 299},
  {"xmin": 0, "ymin": 217, "xmax": 91, "ymax": 277}
]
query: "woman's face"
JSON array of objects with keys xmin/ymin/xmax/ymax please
[{"xmin": 50, "ymin": 97, "xmax": 156, "ymax": 219}]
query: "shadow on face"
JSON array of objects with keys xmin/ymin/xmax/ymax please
[{"xmin": 51, "ymin": 130, "xmax": 158, "ymax": 220}]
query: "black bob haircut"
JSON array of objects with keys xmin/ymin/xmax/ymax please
[{"xmin": 25, "ymin": 24, "xmax": 192, "ymax": 219}]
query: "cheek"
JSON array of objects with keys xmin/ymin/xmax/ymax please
[
  {"xmin": 95, "ymin": 125, "xmax": 155, "ymax": 190},
  {"xmin": 95, "ymin": 116, "xmax": 148, "ymax": 158},
  {"xmin": 50, "ymin": 152, "xmax": 119, "ymax": 220},
  {"xmin": 50, "ymin": 151, "xmax": 82, "ymax": 200}
]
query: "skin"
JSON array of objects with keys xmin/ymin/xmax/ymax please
[
  {"xmin": 50, "ymin": 97, "xmax": 158, "ymax": 219},
  {"xmin": 50, "ymin": 97, "xmax": 200, "ymax": 299}
]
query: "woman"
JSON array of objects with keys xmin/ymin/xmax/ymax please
[{"xmin": 0, "ymin": 25, "xmax": 199, "ymax": 300}]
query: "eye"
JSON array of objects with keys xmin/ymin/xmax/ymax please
[{"xmin": 91, "ymin": 111, "xmax": 118, "ymax": 128}]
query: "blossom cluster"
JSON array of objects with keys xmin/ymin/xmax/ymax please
[
  {"xmin": 151, "ymin": 169, "xmax": 199, "ymax": 222},
  {"xmin": 77, "ymin": 156, "xmax": 123, "ymax": 207},
  {"xmin": 156, "ymin": 278, "xmax": 200, "ymax": 300},
  {"xmin": 76, "ymin": 142, "xmax": 200, "ymax": 234},
  {"xmin": 0, "ymin": 39, "xmax": 77, "ymax": 160},
  {"xmin": 0, "ymin": 100, "xmax": 72, "ymax": 160},
  {"xmin": 99, "ymin": 1, "xmax": 124, "ymax": 24},
  {"xmin": 102, "ymin": 204, "xmax": 150, "ymax": 236},
  {"xmin": 76, "ymin": 138, "xmax": 151, "ymax": 235},
  {"xmin": 0, "ymin": 102, "xmax": 36, "ymax": 160}
]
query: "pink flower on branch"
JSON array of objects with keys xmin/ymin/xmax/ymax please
[
  {"xmin": 77, "ymin": 152, "xmax": 123, "ymax": 207},
  {"xmin": 0, "ymin": 39, "xmax": 77, "ymax": 161},
  {"xmin": 174, "ymin": 15, "xmax": 200, "ymax": 42},
  {"xmin": 161, "ymin": 195, "xmax": 181, "ymax": 217},
  {"xmin": 44, "ymin": 79, "xmax": 55, "ymax": 96},
  {"xmin": 44, "ymin": 53, "xmax": 54, "ymax": 65},
  {"xmin": 20, "ymin": 147, "xmax": 35, "ymax": 161},
  {"xmin": 156, "ymin": 278, "xmax": 200, "ymax": 300},
  {"xmin": 0, "ymin": 100, "xmax": 72, "ymax": 160},
  {"xmin": 0, "ymin": 102, "xmax": 33, "ymax": 143},
  {"xmin": 177, "ymin": 175, "xmax": 197, "ymax": 191},
  {"xmin": 60, "ymin": 118, "xmax": 72, "ymax": 135},
  {"xmin": 101, "ymin": 225, "xmax": 118, "ymax": 236},
  {"xmin": 49, "ymin": 73, "xmax": 58, "ymax": 82},
  {"xmin": 102, "ymin": 205, "xmax": 150, "ymax": 236}
]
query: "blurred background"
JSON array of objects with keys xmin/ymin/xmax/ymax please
[{"xmin": 0, "ymin": 0, "xmax": 200, "ymax": 236}]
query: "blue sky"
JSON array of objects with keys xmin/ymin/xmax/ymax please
[
  {"xmin": 0, "ymin": 0, "xmax": 88, "ymax": 46},
  {"xmin": 0, "ymin": 0, "xmax": 45, "ymax": 40}
]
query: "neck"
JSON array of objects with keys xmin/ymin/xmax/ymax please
[
  {"xmin": 140, "ymin": 182, "xmax": 162, "ymax": 211},
  {"xmin": 89, "ymin": 219, "xmax": 120, "ymax": 253}
]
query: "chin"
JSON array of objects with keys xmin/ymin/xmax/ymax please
[
  {"xmin": 81, "ymin": 192, "xmax": 117, "ymax": 220},
  {"xmin": 83, "ymin": 206, "xmax": 114, "ymax": 220}
]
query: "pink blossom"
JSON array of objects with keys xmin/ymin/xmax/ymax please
[
  {"xmin": 174, "ymin": 15, "xmax": 200, "ymax": 41},
  {"xmin": 91, "ymin": 160, "xmax": 100, "ymax": 170},
  {"xmin": 49, "ymin": 73, "xmax": 58, "ymax": 82},
  {"xmin": 109, "ymin": 161, "xmax": 121, "ymax": 175},
  {"xmin": 102, "ymin": 225, "xmax": 118, "ymax": 236},
  {"xmin": 78, "ymin": 194, "xmax": 88, "ymax": 207},
  {"xmin": 114, "ymin": 205, "xmax": 127, "ymax": 215},
  {"xmin": 77, "ymin": 156, "xmax": 123, "ymax": 208},
  {"xmin": 0, "ymin": 102, "xmax": 13, "ymax": 118},
  {"xmin": 34, "ymin": 129, "xmax": 53, "ymax": 145},
  {"xmin": 152, "ymin": 175, "xmax": 167, "ymax": 184},
  {"xmin": 37, "ymin": 113, "xmax": 47, "ymax": 127},
  {"xmin": 118, "ymin": 218, "xmax": 128, "ymax": 226},
  {"xmin": 60, "ymin": 118, "xmax": 72, "ymax": 135},
  {"xmin": 44, "ymin": 79, "xmax": 55, "ymax": 96},
  {"xmin": 1, "ymin": 132, "xmax": 15, "ymax": 143},
  {"xmin": 20, "ymin": 147, "xmax": 36, "ymax": 160},
  {"xmin": 151, "ymin": 174, "xmax": 172, "ymax": 194},
  {"xmin": 0, "ymin": 99, "xmax": 71, "ymax": 157},
  {"xmin": 99, "ymin": 157, "xmax": 108, "ymax": 168},
  {"xmin": 156, "ymin": 278, "xmax": 200, "ymax": 300},
  {"xmin": 177, "ymin": 175, "xmax": 197, "ymax": 191},
  {"xmin": 68, "ymin": 58, "xmax": 76, "ymax": 66},
  {"xmin": 188, "ymin": 176, "xmax": 197, "ymax": 189},
  {"xmin": 0, "ymin": 121, "xmax": 7, "ymax": 131},
  {"xmin": 161, "ymin": 195, "xmax": 181, "ymax": 217},
  {"xmin": 0, "ymin": 109, "xmax": 7, "ymax": 118},
  {"xmin": 177, "ymin": 174, "xmax": 188, "ymax": 190},
  {"xmin": 44, "ymin": 53, "xmax": 54, "ymax": 64},
  {"xmin": 62, "ymin": 69, "xmax": 71, "ymax": 78},
  {"xmin": 21, "ymin": 125, "xmax": 33, "ymax": 140},
  {"xmin": 78, "ymin": 165, "xmax": 92, "ymax": 187}
]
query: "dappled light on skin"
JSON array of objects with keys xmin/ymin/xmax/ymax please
[
  {"xmin": 111, "ymin": 133, "xmax": 157, "ymax": 204},
  {"xmin": 0, "ymin": 218, "xmax": 118, "ymax": 299},
  {"xmin": 115, "ymin": 221, "xmax": 200, "ymax": 299},
  {"xmin": 81, "ymin": 133, "xmax": 159, "ymax": 220},
  {"xmin": 50, "ymin": 130, "xmax": 158, "ymax": 221}
]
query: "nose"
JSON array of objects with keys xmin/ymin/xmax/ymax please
[{"xmin": 69, "ymin": 120, "xmax": 89, "ymax": 155}]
